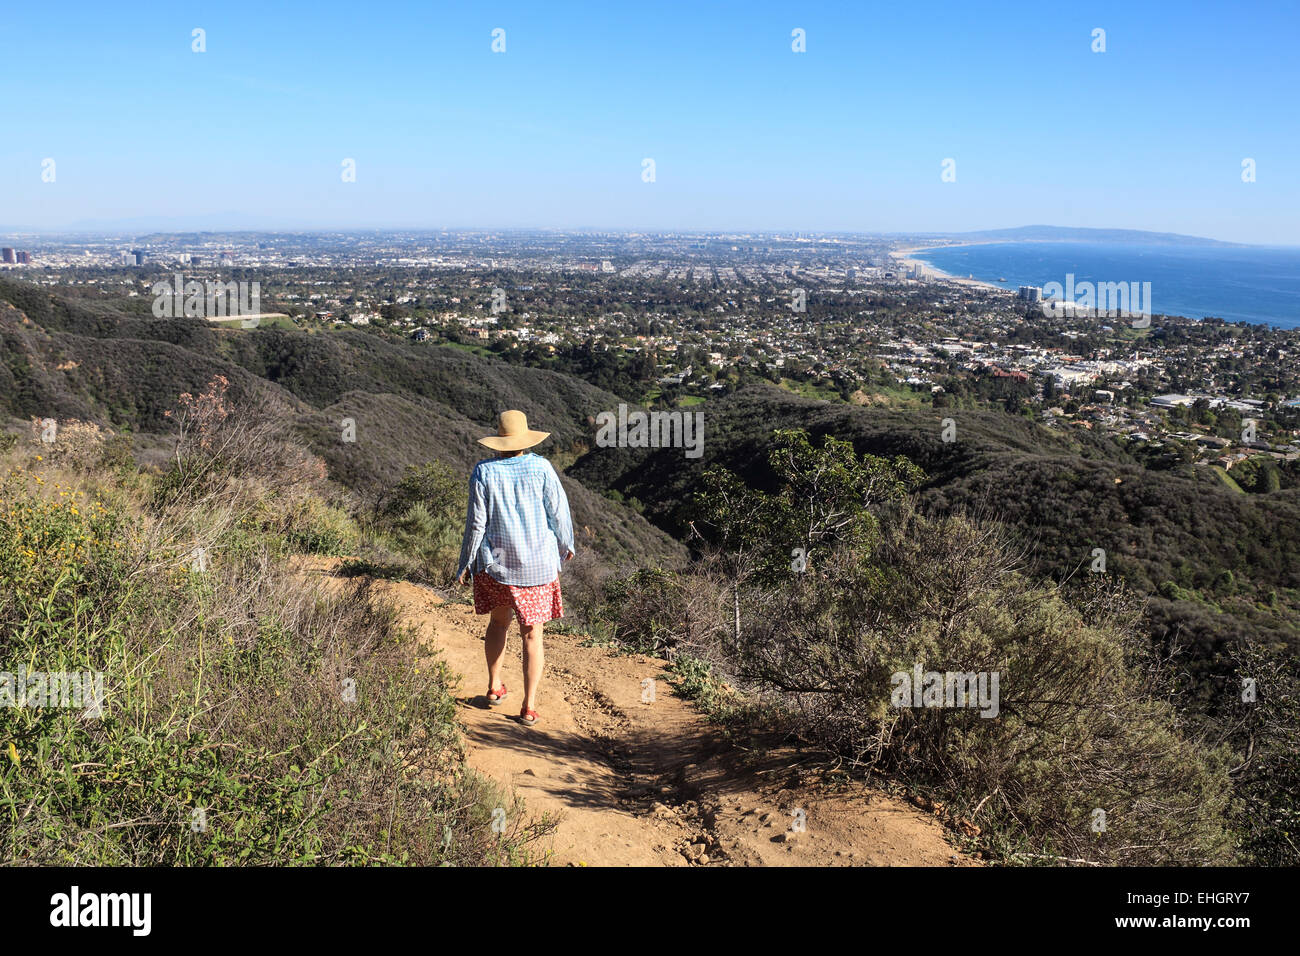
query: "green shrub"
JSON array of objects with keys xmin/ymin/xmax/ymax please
[
  {"xmin": 596, "ymin": 567, "xmax": 729, "ymax": 656},
  {"xmin": 1222, "ymin": 639, "xmax": 1300, "ymax": 866},
  {"xmin": 365, "ymin": 462, "xmax": 467, "ymax": 585},
  {"xmin": 0, "ymin": 458, "xmax": 550, "ymax": 865},
  {"xmin": 285, "ymin": 497, "xmax": 361, "ymax": 555},
  {"xmin": 379, "ymin": 462, "xmax": 462, "ymax": 521},
  {"xmin": 601, "ymin": 428, "xmax": 1239, "ymax": 865}
]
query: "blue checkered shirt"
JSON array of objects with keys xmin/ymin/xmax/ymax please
[{"xmin": 457, "ymin": 453, "xmax": 576, "ymax": 587}]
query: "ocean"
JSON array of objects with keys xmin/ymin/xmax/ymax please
[{"xmin": 911, "ymin": 241, "xmax": 1300, "ymax": 329}]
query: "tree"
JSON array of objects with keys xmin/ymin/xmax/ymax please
[
  {"xmin": 379, "ymin": 461, "xmax": 461, "ymax": 521},
  {"xmin": 691, "ymin": 428, "xmax": 923, "ymax": 593}
]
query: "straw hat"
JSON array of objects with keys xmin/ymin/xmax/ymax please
[{"xmin": 478, "ymin": 409, "xmax": 551, "ymax": 451}]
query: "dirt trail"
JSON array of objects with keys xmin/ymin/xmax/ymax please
[{"xmin": 295, "ymin": 557, "xmax": 977, "ymax": 867}]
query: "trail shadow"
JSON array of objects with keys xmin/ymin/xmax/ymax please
[{"xmin": 461, "ymin": 712, "xmax": 638, "ymax": 814}]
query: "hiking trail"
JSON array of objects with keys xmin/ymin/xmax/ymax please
[{"xmin": 294, "ymin": 556, "xmax": 978, "ymax": 867}]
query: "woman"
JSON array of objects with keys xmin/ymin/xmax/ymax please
[{"xmin": 456, "ymin": 410, "xmax": 575, "ymax": 726}]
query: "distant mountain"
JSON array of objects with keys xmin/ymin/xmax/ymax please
[{"xmin": 930, "ymin": 225, "xmax": 1243, "ymax": 247}]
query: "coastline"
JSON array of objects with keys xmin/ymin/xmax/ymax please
[
  {"xmin": 887, "ymin": 240, "xmax": 1300, "ymax": 327},
  {"xmin": 888, "ymin": 243, "xmax": 1007, "ymax": 292}
]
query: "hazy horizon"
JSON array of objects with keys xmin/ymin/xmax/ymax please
[{"xmin": 0, "ymin": 223, "xmax": 1284, "ymax": 249}]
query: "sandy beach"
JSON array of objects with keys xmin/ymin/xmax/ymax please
[{"xmin": 888, "ymin": 242, "xmax": 1008, "ymax": 292}]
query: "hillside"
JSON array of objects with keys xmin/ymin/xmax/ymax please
[
  {"xmin": 0, "ymin": 278, "xmax": 684, "ymax": 569},
  {"xmin": 568, "ymin": 385, "xmax": 1300, "ymax": 701},
  {"xmin": 3, "ymin": 277, "xmax": 1291, "ymax": 865},
  {"xmin": 6, "ymin": 276, "xmax": 1296, "ymax": 690}
]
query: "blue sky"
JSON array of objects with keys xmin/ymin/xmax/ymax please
[{"xmin": 2, "ymin": 0, "xmax": 1298, "ymax": 242}]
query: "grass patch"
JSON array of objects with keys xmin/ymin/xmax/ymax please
[
  {"xmin": 0, "ymin": 388, "xmax": 554, "ymax": 865},
  {"xmin": 1209, "ymin": 464, "xmax": 1246, "ymax": 494}
]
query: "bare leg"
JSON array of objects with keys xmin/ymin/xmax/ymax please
[
  {"xmin": 520, "ymin": 621, "xmax": 544, "ymax": 713},
  {"xmin": 485, "ymin": 606, "xmax": 511, "ymax": 695}
]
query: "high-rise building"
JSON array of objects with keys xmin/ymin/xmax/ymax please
[
  {"xmin": 1, "ymin": 248, "xmax": 14, "ymax": 264},
  {"xmin": 1017, "ymin": 285, "xmax": 1041, "ymax": 303},
  {"xmin": 16, "ymin": 251, "xmax": 31, "ymax": 264}
]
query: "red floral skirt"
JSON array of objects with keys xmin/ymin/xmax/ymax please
[{"xmin": 473, "ymin": 572, "xmax": 563, "ymax": 626}]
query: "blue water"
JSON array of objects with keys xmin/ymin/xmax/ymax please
[{"xmin": 912, "ymin": 241, "xmax": 1300, "ymax": 329}]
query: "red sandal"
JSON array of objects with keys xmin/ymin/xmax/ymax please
[
  {"xmin": 487, "ymin": 683, "xmax": 507, "ymax": 705},
  {"xmin": 518, "ymin": 707, "xmax": 539, "ymax": 725}
]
